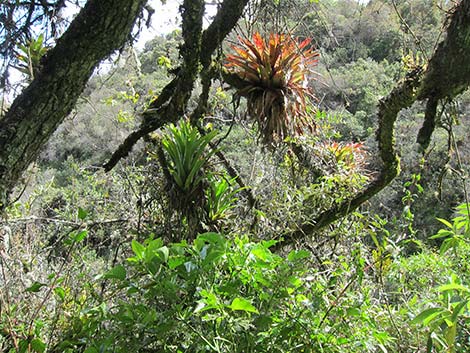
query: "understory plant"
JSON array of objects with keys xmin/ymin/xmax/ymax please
[
  {"xmin": 411, "ymin": 203, "xmax": 470, "ymax": 352},
  {"xmin": 52, "ymin": 232, "xmax": 396, "ymax": 353}
]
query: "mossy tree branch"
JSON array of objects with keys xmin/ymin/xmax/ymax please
[
  {"xmin": 277, "ymin": 0, "xmax": 470, "ymax": 249},
  {"xmin": 0, "ymin": 0, "xmax": 147, "ymax": 210},
  {"xmin": 413, "ymin": 0, "xmax": 470, "ymax": 151},
  {"xmin": 103, "ymin": 0, "xmax": 250, "ymax": 172}
]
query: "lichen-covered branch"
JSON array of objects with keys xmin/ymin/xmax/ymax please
[
  {"xmin": 0, "ymin": 0, "xmax": 147, "ymax": 210},
  {"xmin": 418, "ymin": 0, "xmax": 470, "ymax": 101},
  {"xmin": 412, "ymin": 0, "xmax": 470, "ymax": 150},
  {"xmin": 104, "ymin": 0, "xmax": 249, "ymax": 172},
  {"xmin": 276, "ymin": 1, "xmax": 470, "ymax": 249}
]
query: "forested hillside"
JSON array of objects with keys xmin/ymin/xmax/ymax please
[{"xmin": 1, "ymin": 0, "xmax": 470, "ymax": 352}]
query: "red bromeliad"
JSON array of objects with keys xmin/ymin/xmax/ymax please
[{"xmin": 225, "ymin": 32, "xmax": 319, "ymax": 145}]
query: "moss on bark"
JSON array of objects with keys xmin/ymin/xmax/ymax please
[
  {"xmin": 0, "ymin": 0, "xmax": 146, "ymax": 210},
  {"xmin": 104, "ymin": 0, "xmax": 250, "ymax": 172}
]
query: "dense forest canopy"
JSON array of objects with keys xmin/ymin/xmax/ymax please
[{"xmin": 1, "ymin": 0, "xmax": 470, "ymax": 352}]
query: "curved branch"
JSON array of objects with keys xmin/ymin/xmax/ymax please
[
  {"xmin": 104, "ymin": 0, "xmax": 250, "ymax": 171},
  {"xmin": 276, "ymin": 68, "xmax": 424, "ymax": 249}
]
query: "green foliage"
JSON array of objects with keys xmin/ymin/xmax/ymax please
[
  {"xmin": 161, "ymin": 121, "xmax": 217, "ymax": 194},
  {"xmin": 3, "ymin": 2, "xmax": 470, "ymax": 353},
  {"xmin": 430, "ymin": 203, "xmax": 470, "ymax": 255},
  {"xmin": 52, "ymin": 233, "xmax": 396, "ymax": 353},
  {"xmin": 15, "ymin": 34, "xmax": 49, "ymax": 80},
  {"xmin": 205, "ymin": 174, "xmax": 242, "ymax": 223},
  {"xmin": 410, "ymin": 263, "xmax": 470, "ymax": 353},
  {"xmin": 139, "ymin": 31, "xmax": 181, "ymax": 74},
  {"xmin": 412, "ymin": 275, "xmax": 470, "ymax": 353},
  {"xmin": 328, "ymin": 58, "xmax": 400, "ymax": 117},
  {"xmin": 0, "ymin": 206, "xmax": 104, "ymax": 353}
]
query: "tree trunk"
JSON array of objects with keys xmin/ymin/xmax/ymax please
[{"xmin": 0, "ymin": 0, "xmax": 146, "ymax": 210}]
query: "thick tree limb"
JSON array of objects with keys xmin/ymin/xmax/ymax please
[
  {"xmin": 104, "ymin": 0, "xmax": 249, "ymax": 171},
  {"xmin": 0, "ymin": 0, "xmax": 147, "ymax": 210},
  {"xmin": 414, "ymin": 0, "xmax": 470, "ymax": 149},
  {"xmin": 418, "ymin": 0, "xmax": 470, "ymax": 101},
  {"xmin": 277, "ymin": 0, "xmax": 470, "ymax": 248}
]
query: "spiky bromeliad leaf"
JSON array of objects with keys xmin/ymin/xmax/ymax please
[
  {"xmin": 161, "ymin": 121, "xmax": 217, "ymax": 193},
  {"xmin": 160, "ymin": 121, "xmax": 219, "ymax": 232},
  {"xmin": 225, "ymin": 32, "xmax": 319, "ymax": 145}
]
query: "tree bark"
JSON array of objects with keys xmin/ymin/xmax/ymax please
[{"xmin": 0, "ymin": 0, "xmax": 146, "ymax": 210}]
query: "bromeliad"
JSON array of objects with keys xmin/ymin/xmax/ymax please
[{"xmin": 225, "ymin": 32, "xmax": 319, "ymax": 145}]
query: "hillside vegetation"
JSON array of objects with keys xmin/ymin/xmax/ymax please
[{"xmin": 1, "ymin": 0, "xmax": 470, "ymax": 352}]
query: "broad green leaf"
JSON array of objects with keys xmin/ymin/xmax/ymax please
[
  {"xmin": 145, "ymin": 239, "xmax": 165, "ymax": 262},
  {"xmin": 54, "ymin": 287, "xmax": 66, "ymax": 301},
  {"xmin": 77, "ymin": 207, "xmax": 88, "ymax": 220},
  {"xmin": 26, "ymin": 282, "xmax": 47, "ymax": 293},
  {"xmin": 438, "ymin": 283, "xmax": 470, "ymax": 292},
  {"xmin": 131, "ymin": 239, "xmax": 145, "ymax": 259},
  {"xmin": 31, "ymin": 338, "xmax": 46, "ymax": 353},
  {"xmin": 436, "ymin": 217, "xmax": 453, "ymax": 229},
  {"xmin": 456, "ymin": 203, "xmax": 470, "ymax": 215},
  {"xmin": 229, "ymin": 297, "xmax": 259, "ymax": 314},
  {"xmin": 439, "ymin": 237, "xmax": 461, "ymax": 255},
  {"xmin": 72, "ymin": 230, "xmax": 88, "ymax": 242},
  {"xmin": 157, "ymin": 246, "xmax": 169, "ymax": 263},
  {"xmin": 202, "ymin": 249, "xmax": 224, "ymax": 267},
  {"xmin": 251, "ymin": 246, "xmax": 272, "ymax": 263},
  {"xmin": 168, "ymin": 256, "xmax": 185, "ymax": 269},
  {"xmin": 146, "ymin": 258, "xmax": 161, "ymax": 275},
  {"xmin": 261, "ymin": 239, "xmax": 277, "ymax": 248},
  {"xmin": 430, "ymin": 229, "xmax": 454, "ymax": 239},
  {"xmin": 103, "ymin": 265, "xmax": 126, "ymax": 281},
  {"xmin": 411, "ymin": 307, "xmax": 445, "ymax": 325},
  {"xmin": 288, "ymin": 249, "xmax": 310, "ymax": 261},
  {"xmin": 197, "ymin": 232, "xmax": 226, "ymax": 246},
  {"xmin": 19, "ymin": 339, "xmax": 29, "ymax": 353},
  {"xmin": 346, "ymin": 307, "xmax": 361, "ymax": 317}
]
